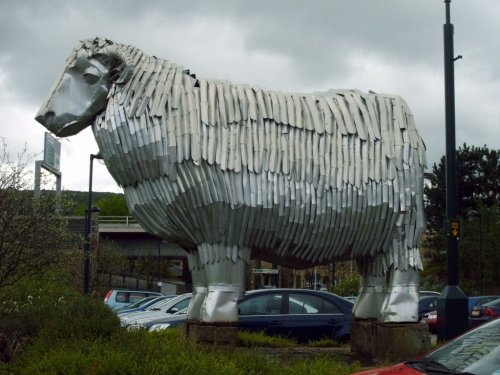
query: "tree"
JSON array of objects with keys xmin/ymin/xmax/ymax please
[
  {"xmin": 423, "ymin": 144, "xmax": 500, "ymax": 294},
  {"xmin": 94, "ymin": 194, "xmax": 129, "ymax": 216},
  {"xmin": 90, "ymin": 239, "xmax": 128, "ymax": 294},
  {"xmin": 0, "ymin": 140, "xmax": 74, "ymax": 288},
  {"xmin": 424, "ymin": 143, "xmax": 500, "ymax": 231},
  {"xmin": 70, "ymin": 192, "xmax": 129, "ymax": 217}
]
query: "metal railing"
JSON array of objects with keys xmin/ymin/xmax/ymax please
[{"xmin": 98, "ymin": 216, "xmax": 138, "ymax": 226}]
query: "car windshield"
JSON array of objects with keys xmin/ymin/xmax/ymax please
[
  {"xmin": 423, "ymin": 318, "xmax": 500, "ymax": 375},
  {"xmin": 122, "ymin": 296, "xmax": 157, "ymax": 309}
]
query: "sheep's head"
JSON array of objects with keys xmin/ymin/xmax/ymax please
[{"xmin": 35, "ymin": 38, "xmax": 134, "ymax": 137}]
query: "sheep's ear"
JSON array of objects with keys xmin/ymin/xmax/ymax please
[{"xmin": 95, "ymin": 46, "xmax": 134, "ymax": 85}]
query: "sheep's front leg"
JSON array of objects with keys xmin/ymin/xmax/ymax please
[
  {"xmin": 198, "ymin": 244, "xmax": 250, "ymax": 323},
  {"xmin": 380, "ymin": 266, "xmax": 419, "ymax": 322},
  {"xmin": 353, "ymin": 259, "xmax": 387, "ymax": 319},
  {"xmin": 186, "ymin": 252, "xmax": 207, "ymax": 320}
]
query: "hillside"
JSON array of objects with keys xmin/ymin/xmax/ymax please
[
  {"xmin": 44, "ymin": 190, "xmax": 130, "ymax": 216},
  {"xmin": 62, "ymin": 190, "xmax": 123, "ymax": 208}
]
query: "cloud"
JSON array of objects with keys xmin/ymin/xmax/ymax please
[{"xmin": 0, "ymin": 0, "xmax": 499, "ymax": 192}]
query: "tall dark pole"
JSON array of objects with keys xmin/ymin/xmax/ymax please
[
  {"xmin": 437, "ymin": 0, "xmax": 468, "ymax": 341},
  {"xmin": 83, "ymin": 153, "xmax": 102, "ymax": 295}
]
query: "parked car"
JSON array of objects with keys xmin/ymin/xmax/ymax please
[
  {"xmin": 116, "ymin": 295, "xmax": 175, "ymax": 315},
  {"xmin": 469, "ymin": 297, "xmax": 500, "ymax": 328},
  {"xmin": 343, "ymin": 296, "xmax": 358, "ymax": 304},
  {"xmin": 353, "ymin": 317, "xmax": 500, "ymax": 375},
  {"xmin": 116, "ymin": 295, "xmax": 160, "ymax": 311},
  {"xmin": 144, "ymin": 288, "xmax": 354, "ymax": 343},
  {"xmin": 103, "ymin": 289, "xmax": 163, "ymax": 310},
  {"xmin": 418, "ymin": 295, "xmax": 437, "ymax": 320},
  {"xmin": 120, "ymin": 293, "xmax": 192, "ymax": 327},
  {"xmin": 420, "ymin": 310, "xmax": 438, "ymax": 333},
  {"xmin": 468, "ymin": 295, "xmax": 499, "ymax": 313},
  {"xmin": 419, "ymin": 290, "xmax": 440, "ymax": 298},
  {"xmin": 135, "ymin": 308, "xmax": 189, "ymax": 331}
]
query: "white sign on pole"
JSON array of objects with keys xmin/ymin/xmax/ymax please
[{"xmin": 43, "ymin": 132, "xmax": 61, "ymax": 172}]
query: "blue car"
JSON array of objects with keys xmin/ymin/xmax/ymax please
[
  {"xmin": 144, "ymin": 288, "xmax": 354, "ymax": 343},
  {"xmin": 468, "ymin": 295, "xmax": 499, "ymax": 314},
  {"xmin": 469, "ymin": 297, "xmax": 500, "ymax": 328}
]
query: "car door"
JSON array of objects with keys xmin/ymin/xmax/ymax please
[
  {"xmin": 238, "ymin": 291, "xmax": 286, "ymax": 337},
  {"xmin": 284, "ymin": 292, "xmax": 345, "ymax": 342}
]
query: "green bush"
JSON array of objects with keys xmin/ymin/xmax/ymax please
[
  {"xmin": 0, "ymin": 272, "xmax": 80, "ymax": 337},
  {"xmin": 3, "ymin": 283, "xmax": 361, "ymax": 374},
  {"xmin": 332, "ymin": 273, "xmax": 360, "ymax": 296},
  {"xmin": 10, "ymin": 327, "xmax": 361, "ymax": 374},
  {"xmin": 36, "ymin": 297, "xmax": 120, "ymax": 344}
]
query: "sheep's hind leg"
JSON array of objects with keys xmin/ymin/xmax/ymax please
[
  {"xmin": 353, "ymin": 259, "xmax": 387, "ymax": 319},
  {"xmin": 380, "ymin": 266, "xmax": 419, "ymax": 322}
]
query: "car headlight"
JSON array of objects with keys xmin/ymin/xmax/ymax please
[
  {"xmin": 148, "ymin": 323, "xmax": 171, "ymax": 331},
  {"xmin": 126, "ymin": 323, "xmax": 144, "ymax": 331}
]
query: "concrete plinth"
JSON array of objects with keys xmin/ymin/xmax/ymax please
[
  {"xmin": 181, "ymin": 320, "xmax": 239, "ymax": 345},
  {"xmin": 351, "ymin": 320, "xmax": 431, "ymax": 362}
]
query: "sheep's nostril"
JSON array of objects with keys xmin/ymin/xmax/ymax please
[{"xmin": 35, "ymin": 110, "xmax": 55, "ymax": 125}]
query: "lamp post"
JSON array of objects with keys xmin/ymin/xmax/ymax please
[
  {"xmin": 83, "ymin": 153, "xmax": 103, "ymax": 295},
  {"xmin": 467, "ymin": 210, "xmax": 483, "ymax": 295},
  {"xmin": 436, "ymin": 0, "xmax": 468, "ymax": 341}
]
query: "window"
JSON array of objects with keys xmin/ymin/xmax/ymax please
[
  {"xmin": 115, "ymin": 292, "xmax": 128, "ymax": 303},
  {"xmin": 239, "ymin": 294, "xmax": 283, "ymax": 315},
  {"xmin": 288, "ymin": 293, "xmax": 341, "ymax": 314},
  {"xmin": 171, "ymin": 298, "xmax": 190, "ymax": 312},
  {"xmin": 129, "ymin": 292, "xmax": 147, "ymax": 303}
]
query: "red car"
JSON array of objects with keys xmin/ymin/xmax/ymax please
[
  {"xmin": 420, "ymin": 310, "xmax": 437, "ymax": 333},
  {"xmin": 353, "ymin": 317, "xmax": 500, "ymax": 375}
]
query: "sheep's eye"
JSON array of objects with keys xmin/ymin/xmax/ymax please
[{"xmin": 83, "ymin": 67, "xmax": 100, "ymax": 84}]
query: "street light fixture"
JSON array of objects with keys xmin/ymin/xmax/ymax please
[
  {"xmin": 83, "ymin": 152, "xmax": 103, "ymax": 295},
  {"xmin": 467, "ymin": 209, "xmax": 483, "ymax": 295}
]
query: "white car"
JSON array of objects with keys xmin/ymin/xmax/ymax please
[{"xmin": 120, "ymin": 293, "xmax": 192, "ymax": 328}]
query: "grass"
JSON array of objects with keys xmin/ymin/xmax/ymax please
[{"xmin": 237, "ymin": 330, "xmax": 298, "ymax": 347}]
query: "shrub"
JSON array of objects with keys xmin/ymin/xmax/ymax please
[
  {"xmin": 35, "ymin": 296, "xmax": 120, "ymax": 344},
  {"xmin": 9, "ymin": 326, "xmax": 361, "ymax": 374},
  {"xmin": 0, "ymin": 272, "xmax": 80, "ymax": 337},
  {"xmin": 11, "ymin": 329, "xmax": 361, "ymax": 375},
  {"xmin": 332, "ymin": 273, "xmax": 360, "ymax": 296},
  {"xmin": 0, "ymin": 272, "xmax": 82, "ymax": 361}
]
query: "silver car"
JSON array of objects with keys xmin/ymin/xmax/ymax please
[{"xmin": 120, "ymin": 293, "xmax": 192, "ymax": 328}]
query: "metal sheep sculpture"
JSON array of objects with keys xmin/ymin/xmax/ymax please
[{"xmin": 36, "ymin": 37, "xmax": 426, "ymax": 324}]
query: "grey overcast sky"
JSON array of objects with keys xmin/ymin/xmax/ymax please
[{"xmin": 1, "ymin": 0, "xmax": 499, "ymax": 193}]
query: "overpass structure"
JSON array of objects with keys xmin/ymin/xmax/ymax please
[
  {"xmin": 97, "ymin": 216, "xmax": 188, "ymax": 259},
  {"xmin": 81, "ymin": 216, "xmax": 338, "ymax": 291}
]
